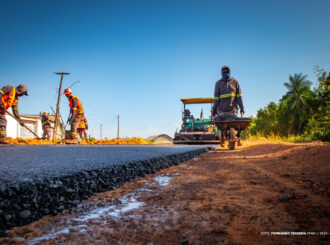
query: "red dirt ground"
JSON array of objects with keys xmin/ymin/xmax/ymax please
[{"xmin": 1, "ymin": 142, "xmax": 329, "ymax": 244}]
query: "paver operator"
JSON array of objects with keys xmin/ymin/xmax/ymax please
[
  {"xmin": 41, "ymin": 111, "xmax": 55, "ymax": 140},
  {"xmin": 77, "ymin": 115, "xmax": 89, "ymax": 142},
  {"xmin": 64, "ymin": 88, "xmax": 84, "ymax": 143},
  {"xmin": 0, "ymin": 84, "xmax": 28, "ymax": 144},
  {"xmin": 213, "ymin": 66, "xmax": 245, "ymax": 146}
]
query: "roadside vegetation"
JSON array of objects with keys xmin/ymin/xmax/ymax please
[{"xmin": 242, "ymin": 67, "xmax": 330, "ymax": 142}]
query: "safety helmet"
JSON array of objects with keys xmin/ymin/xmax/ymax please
[
  {"xmin": 64, "ymin": 88, "xmax": 71, "ymax": 95},
  {"xmin": 16, "ymin": 84, "xmax": 28, "ymax": 96},
  {"xmin": 44, "ymin": 111, "xmax": 49, "ymax": 114}
]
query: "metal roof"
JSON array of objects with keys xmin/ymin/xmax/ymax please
[{"xmin": 146, "ymin": 134, "xmax": 173, "ymax": 141}]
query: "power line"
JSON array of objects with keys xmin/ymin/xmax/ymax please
[{"xmin": 100, "ymin": 123, "xmax": 102, "ymax": 140}]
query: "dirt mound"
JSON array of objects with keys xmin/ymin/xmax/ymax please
[
  {"xmin": 95, "ymin": 137, "xmax": 152, "ymax": 145},
  {"xmin": 5, "ymin": 138, "xmax": 55, "ymax": 145},
  {"xmin": 4, "ymin": 137, "xmax": 155, "ymax": 145}
]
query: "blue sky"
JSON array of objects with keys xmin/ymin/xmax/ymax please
[{"xmin": 1, "ymin": 0, "xmax": 329, "ymax": 138}]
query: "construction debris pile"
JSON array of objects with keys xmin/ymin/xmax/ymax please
[
  {"xmin": 214, "ymin": 115, "xmax": 252, "ymax": 121},
  {"xmin": 5, "ymin": 138, "xmax": 56, "ymax": 145},
  {"xmin": 4, "ymin": 137, "xmax": 156, "ymax": 145},
  {"xmin": 94, "ymin": 137, "xmax": 152, "ymax": 145}
]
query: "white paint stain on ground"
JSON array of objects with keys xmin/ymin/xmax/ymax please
[
  {"xmin": 153, "ymin": 176, "xmax": 172, "ymax": 186},
  {"xmin": 28, "ymin": 224, "xmax": 90, "ymax": 245},
  {"xmin": 27, "ymin": 173, "xmax": 175, "ymax": 243},
  {"xmin": 28, "ymin": 196, "xmax": 143, "ymax": 244},
  {"xmin": 28, "ymin": 227, "xmax": 70, "ymax": 245},
  {"xmin": 73, "ymin": 196, "xmax": 144, "ymax": 222},
  {"xmin": 73, "ymin": 206, "xmax": 113, "ymax": 222}
]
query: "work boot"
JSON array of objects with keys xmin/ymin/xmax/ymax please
[
  {"xmin": 65, "ymin": 139, "xmax": 78, "ymax": 144},
  {"xmin": 220, "ymin": 138, "xmax": 225, "ymax": 148},
  {"xmin": 0, "ymin": 138, "xmax": 12, "ymax": 144},
  {"xmin": 66, "ymin": 133, "xmax": 80, "ymax": 144},
  {"xmin": 76, "ymin": 136, "xmax": 81, "ymax": 144}
]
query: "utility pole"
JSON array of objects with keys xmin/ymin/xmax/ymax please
[
  {"xmin": 117, "ymin": 114, "xmax": 120, "ymax": 144},
  {"xmin": 53, "ymin": 72, "xmax": 70, "ymax": 142},
  {"xmin": 100, "ymin": 123, "xmax": 102, "ymax": 140}
]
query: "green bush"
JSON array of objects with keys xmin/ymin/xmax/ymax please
[{"xmin": 244, "ymin": 68, "xmax": 329, "ymax": 142}]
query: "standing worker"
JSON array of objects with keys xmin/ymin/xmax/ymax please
[
  {"xmin": 77, "ymin": 115, "xmax": 89, "ymax": 142},
  {"xmin": 41, "ymin": 111, "xmax": 55, "ymax": 140},
  {"xmin": 63, "ymin": 88, "xmax": 84, "ymax": 144},
  {"xmin": 213, "ymin": 66, "xmax": 245, "ymax": 146},
  {"xmin": 0, "ymin": 84, "xmax": 28, "ymax": 144}
]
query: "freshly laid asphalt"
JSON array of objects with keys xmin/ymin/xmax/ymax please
[
  {"xmin": 0, "ymin": 144, "xmax": 213, "ymax": 232},
  {"xmin": 0, "ymin": 145, "xmax": 209, "ymax": 185}
]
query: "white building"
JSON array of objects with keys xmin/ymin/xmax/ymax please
[{"xmin": 5, "ymin": 114, "xmax": 62, "ymax": 139}]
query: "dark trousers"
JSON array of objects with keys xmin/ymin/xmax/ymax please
[
  {"xmin": 70, "ymin": 114, "xmax": 83, "ymax": 139},
  {"xmin": 42, "ymin": 127, "xmax": 53, "ymax": 140},
  {"xmin": 78, "ymin": 128, "xmax": 88, "ymax": 140},
  {"xmin": 0, "ymin": 113, "xmax": 7, "ymax": 138}
]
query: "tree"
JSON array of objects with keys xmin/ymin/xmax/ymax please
[
  {"xmin": 304, "ymin": 68, "xmax": 330, "ymax": 141},
  {"xmin": 244, "ymin": 102, "xmax": 281, "ymax": 137},
  {"xmin": 243, "ymin": 69, "xmax": 329, "ymax": 142},
  {"xmin": 281, "ymin": 73, "xmax": 313, "ymax": 134}
]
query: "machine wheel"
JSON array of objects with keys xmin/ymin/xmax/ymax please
[{"xmin": 228, "ymin": 128, "xmax": 236, "ymax": 150}]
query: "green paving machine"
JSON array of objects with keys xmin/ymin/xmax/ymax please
[{"xmin": 173, "ymin": 98, "xmax": 220, "ymax": 144}]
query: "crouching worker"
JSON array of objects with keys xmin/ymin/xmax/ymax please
[
  {"xmin": 41, "ymin": 111, "xmax": 55, "ymax": 140},
  {"xmin": 77, "ymin": 115, "xmax": 89, "ymax": 143},
  {"xmin": 64, "ymin": 88, "xmax": 84, "ymax": 144},
  {"xmin": 0, "ymin": 84, "xmax": 28, "ymax": 144}
]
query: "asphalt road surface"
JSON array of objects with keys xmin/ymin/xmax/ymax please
[{"xmin": 0, "ymin": 145, "xmax": 209, "ymax": 185}]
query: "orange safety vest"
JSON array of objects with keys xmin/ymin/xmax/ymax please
[
  {"xmin": 0, "ymin": 87, "xmax": 18, "ymax": 114},
  {"xmin": 69, "ymin": 94, "xmax": 84, "ymax": 114},
  {"xmin": 78, "ymin": 116, "xmax": 88, "ymax": 129}
]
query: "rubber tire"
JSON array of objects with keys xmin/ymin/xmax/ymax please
[{"xmin": 228, "ymin": 128, "xmax": 236, "ymax": 150}]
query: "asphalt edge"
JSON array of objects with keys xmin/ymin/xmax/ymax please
[{"xmin": 0, "ymin": 146, "xmax": 213, "ymax": 234}]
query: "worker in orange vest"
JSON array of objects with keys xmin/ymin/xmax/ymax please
[
  {"xmin": 0, "ymin": 84, "xmax": 28, "ymax": 144},
  {"xmin": 77, "ymin": 115, "xmax": 89, "ymax": 143},
  {"xmin": 63, "ymin": 88, "xmax": 84, "ymax": 144}
]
